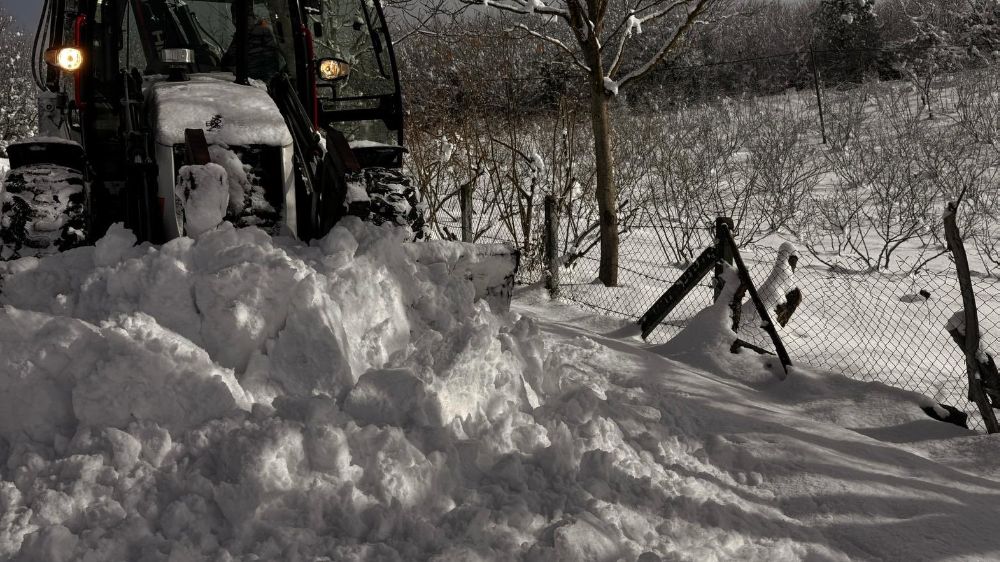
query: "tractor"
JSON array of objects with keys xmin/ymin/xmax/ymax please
[{"xmin": 2, "ymin": 0, "xmax": 517, "ymax": 304}]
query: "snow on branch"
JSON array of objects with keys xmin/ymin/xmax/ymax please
[
  {"xmin": 615, "ymin": 0, "xmax": 712, "ymax": 87},
  {"xmin": 607, "ymin": 0, "xmax": 689, "ymax": 77},
  {"xmin": 465, "ymin": 0, "xmax": 570, "ymax": 20}
]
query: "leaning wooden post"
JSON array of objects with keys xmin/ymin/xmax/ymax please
[
  {"xmin": 944, "ymin": 201, "xmax": 999, "ymax": 433},
  {"xmin": 460, "ymin": 182, "xmax": 473, "ymax": 243},
  {"xmin": 718, "ymin": 223, "xmax": 793, "ymax": 378},
  {"xmin": 544, "ymin": 195, "xmax": 560, "ymax": 298}
]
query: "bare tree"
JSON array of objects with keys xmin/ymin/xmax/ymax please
[{"xmin": 451, "ymin": 0, "xmax": 729, "ymax": 286}]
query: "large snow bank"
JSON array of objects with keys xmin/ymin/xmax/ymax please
[
  {"xmin": 0, "ymin": 220, "xmax": 555, "ymax": 560},
  {"xmin": 1, "ymin": 222, "xmax": 996, "ymax": 561}
]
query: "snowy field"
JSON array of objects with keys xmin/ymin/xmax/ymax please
[{"xmin": 2, "ymin": 223, "xmax": 1000, "ymax": 560}]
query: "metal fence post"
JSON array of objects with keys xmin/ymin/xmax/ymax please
[
  {"xmin": 460, "ymin": 181, "xmax": 473, "ymax": 243},
  {"xmin": 544, "ymin": 195, "xmax": 560, "ymax": 298},
  {"xmin": 810, "ymin": 47, "xmax": 828, "ymax": 145}
]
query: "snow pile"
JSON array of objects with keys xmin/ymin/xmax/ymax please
[
  {"xmin": 654, "ymin": 266, "xmax": 780, "ymax": 381},
  {"xmin": 0, "ymin": 220, "xmax": 553, "ymax": 560},
  {"xmin": 2, "ymin": 223, "xmax": 998, "ymax": 560}
]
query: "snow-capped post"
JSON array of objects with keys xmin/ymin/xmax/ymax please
[
  {"xmin": 713, "ymin": 217, "xmax": 735, "ymax": 302},
  {"xmin": 943, "ymin": 201, "xmax": 999, "ymax": 433},
  {"xmin": 544, "ymin": 194, "xmax": 560, "ymax": 298},
  {"xmin": 460, "ymin": 181, "xmax": 473, "ymax": 243},
  {"xmin": 717, "ymin": 221, "xmax": 793, "ymax": 378}
]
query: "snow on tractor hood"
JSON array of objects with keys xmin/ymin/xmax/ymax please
[{"xmin": 147, "ymin": 75, "xmax": 293, "ymax": 148}]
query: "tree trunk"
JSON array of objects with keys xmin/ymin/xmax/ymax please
[{"xmin": 587, "ymin": 57, "xmax": 618, "ymax": 287}]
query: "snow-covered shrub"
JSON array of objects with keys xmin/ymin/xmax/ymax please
[
  {"xmin": 0, "ymin": 10, "xmax": 36, "ymax": 154},
  {"xmin": 891, "ymin": 16, "xmax": 967, "ymax": 120}
]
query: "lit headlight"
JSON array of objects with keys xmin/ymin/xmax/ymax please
[
  {"xmin": 318, "ymin": 58, "xmax": 351, "ymax": 81},
  {"xmin": 44, "ymin": 47, "xmax": 84, "ymax": 71}
]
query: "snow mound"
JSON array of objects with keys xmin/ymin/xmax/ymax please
[{"xmin": 0, "ymin": 307, "xmax": 250, "ymax": 442}]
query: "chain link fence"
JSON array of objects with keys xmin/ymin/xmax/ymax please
[
  {"xmin": 443, "ymin": 203, "xmax": 999, "ymax": 431},
  {"xmin": 556, "ymin": 223, "xmax": 1000, "ymax": 432}
]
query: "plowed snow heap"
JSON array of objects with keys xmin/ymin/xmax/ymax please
[{"xmin": 0, "ymin": 222, "xmax": 549, "ymax": 561}]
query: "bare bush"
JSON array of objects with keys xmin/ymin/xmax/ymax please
[
  {"xmin": 741, "ymin": 98, "xmax": 829, "ymax": 237},
  {"xmin": 808, "ymin": 94, "xmax": 939, "ymax": 271},
  {"xmin": 824, "ymin": 82, "xmax": 876, "ymax": 150},
  {"xmin": 641, "ymin": 102, "xmax": 742, "ymax": 264}
]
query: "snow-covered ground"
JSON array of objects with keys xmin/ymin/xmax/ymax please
[{"xmin": 2, "ymin": 224, "xmax": 1000, "ymax": 561}]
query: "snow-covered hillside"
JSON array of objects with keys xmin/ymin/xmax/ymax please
[{"xmin": 1, "ymin": 224, "xmax": 999, "ymax": 561}]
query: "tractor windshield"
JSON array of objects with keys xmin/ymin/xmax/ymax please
[
  {"xmin": 311, "ymin": 0, "xmax": 394, "ymax": 99},
  {"xmin": 310, "ymin": 0, "xmax": 400, "ymax": 144},
  {"xmin": 123, "ymin": 0, "xmax": 295, "ymax": 81}
]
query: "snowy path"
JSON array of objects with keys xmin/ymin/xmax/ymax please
[{"xmin": 515, "ymin": 292, "xmax": 1000, "ymax": 560}]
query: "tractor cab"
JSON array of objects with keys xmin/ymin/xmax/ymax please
[
  {"xmin": 110, "ymin": 0, "xmax": 405, "ymax": 156},
  {"xmin": 27, "ymin": 0, "xmax": 408, "ymax": 244}
]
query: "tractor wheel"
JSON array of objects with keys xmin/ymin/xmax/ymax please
[
  {"xmin": 354, "ymin": 167, "xmax": 428, "ymax": 239},
  {"xmin": 1, "ymin": 163, "xmax": 88, "ymax": 260}
]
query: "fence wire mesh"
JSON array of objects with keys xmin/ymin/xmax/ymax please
[
  {"xmin": 436, "ymin": 201, "xmax": 999, "ymax": 432},
  {"xmin": 555, "ymin": 228, "xmax": 1000, "ymax": 432}
]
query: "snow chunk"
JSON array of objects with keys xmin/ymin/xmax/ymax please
[
  {"xmin": 603, "ymin": 77, "xmax": 619, "ymax": 96},
  {"xmin": 626, "ymin": 14, "xmax": 643, "ymax": 36},
  {"xmin": 207, "ymin": 145, "xmax": 251, "ymax": 216},
  {"xmin": 0, "ymin": 308, "xmax": 250, "ymax": 441},
  {"xmin": 73, "ymin": 313, "xmax": 252, "ymax": 431},
  {"xmin": 176, "ymin": 163, "xmax": 229, "ymax": 238}
]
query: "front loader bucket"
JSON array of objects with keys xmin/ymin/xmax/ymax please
[{"xmin": 406, "ymin": 241, "xmax": 520, "ymax": 312}]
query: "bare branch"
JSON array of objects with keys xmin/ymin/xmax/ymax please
[
  {"xmin": 616, "ymin": 0, "xmax": 713, "ymax": 88},
  {"xmin": 509, "ymin": 23, "xmax": 592, "ymax": 71},
  {"xmin": 458, "ymin": 0, "xmax": 571, "ymax": 20}
]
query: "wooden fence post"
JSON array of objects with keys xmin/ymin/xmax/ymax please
[
  {"xmin": 714, "ymin": 217, "xmax": 735, "ymax": 302},
  {"xmin": 944, "ymin": 202, "xmax": 999, "ymax": 433},
  {"xmin": 544, "ymin": 195, "xmax": 560, "ymax": 298},
  {"xmin": 460, "ymin": 182, "xmax": 473, "ymax": 243}
]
